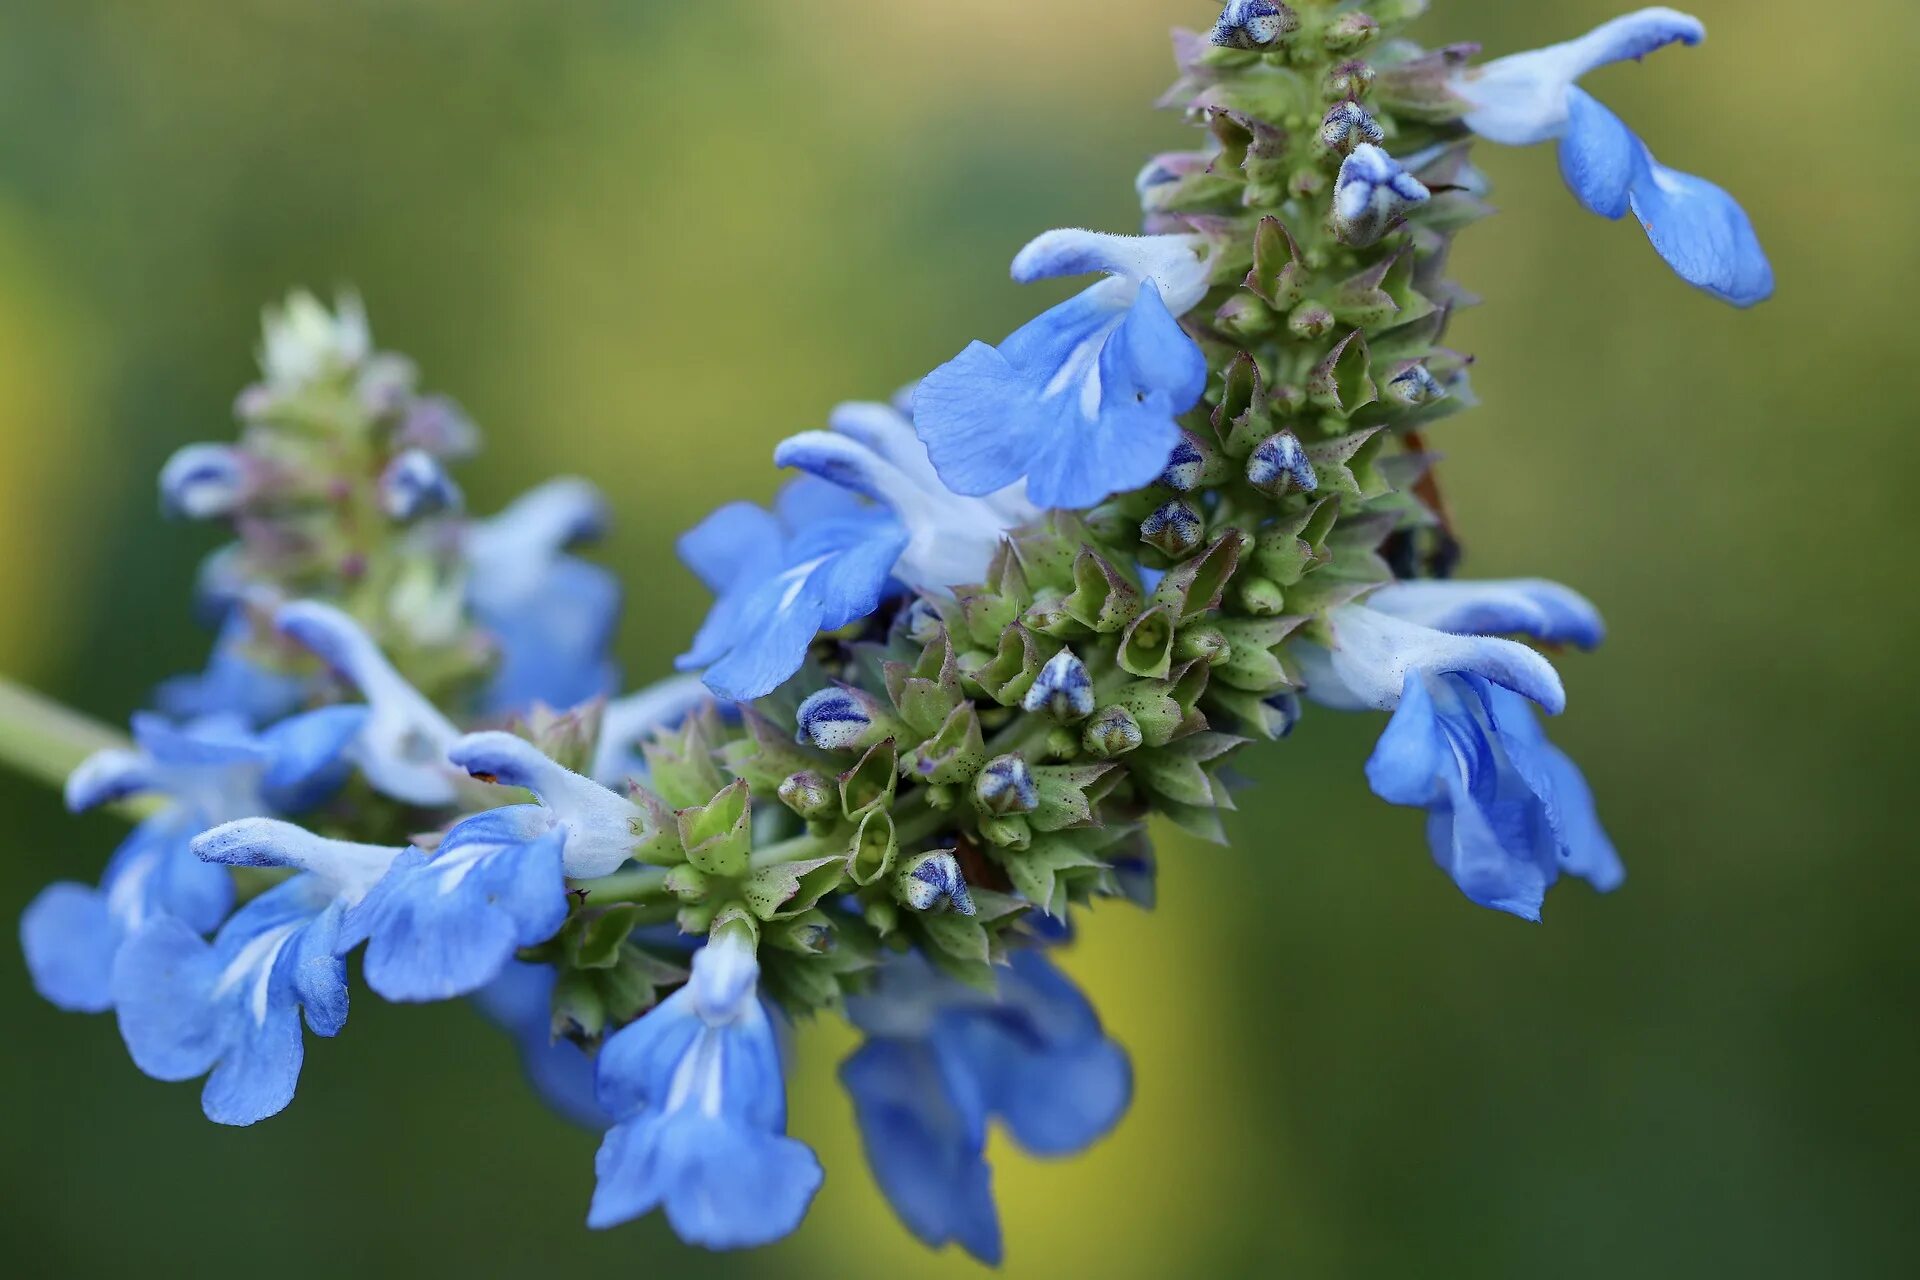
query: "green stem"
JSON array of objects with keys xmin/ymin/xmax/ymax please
[{"xmin": 0, "ymin": 677, "xmax": 161, "ymax": 823}]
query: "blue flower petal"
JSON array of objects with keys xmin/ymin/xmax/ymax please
[
  {"xmin": 472, "ymin": 962, "xmax": 611, "ymax": 1129},
  {"xmin": 588, "ymin": 1110, "xmax": 823, "ymax": 1248},
  {"xmin": 1558, "ymin": 88, "xmax": 1637, "ymax": 219},
  {"xmin": 841, "ymin": 1036, "xmax": 1002, "ymax": 1263},
  {"xmin": 1628, "ymin": 149, "xmax": 1774, "ymax": 308},
  {"xmin": 21, "ymin": 882, "xmax": 117, "ymax": 1013},
  {"xmin": 1364, "ymin": 578, "xmax": 1605, "ymax": 650},
  {"xmin": 346, "ymin": 811, "xmax": 568, "ymax": 1003},
  {"xmin": 257, "ymin": 704, "xmax": 368, "ymax": 805}
]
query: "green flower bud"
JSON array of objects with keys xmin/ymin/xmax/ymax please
[
  {"xmin": 777, "ymin": 769, "xmax": 835, "ymax": 820},
  {"xmin": 664, "ymin": 863, "xmax": 711, "ymax": 903},
  {"xmin": 978, "ymin": 813, "xmax": 1033, "ymax": 851},
  {"xmin": 1287, "ymin": 300, "xmax": 1336, "ymax": 341},
  {"xmin": 1176, "ymin": 626, "xmax": 1233, "ymax": 667},
  {"xmin": 1323, "ymin": 13, "xmax": 1380, "ymax": 53},
  {"xmin": 1236, "ymin": 575, "xmax": 1289, "ymax": 616},
  {"xmin": 1082, "ymin": 705, "xmax": 1144, "ymax": 759}
]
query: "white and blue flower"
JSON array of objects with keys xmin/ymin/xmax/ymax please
[
  {"xmin": 1299, "ymin": 578, "xmax": 1620, "ymax": 920},
  {"xmin": 465, "ymin": 477, "xmax": 623, "ymax": 715},
  {"xmin": 590, "ymin": 674, "xmax": 716, "ymax": 788},
  {"xmin": 913, "ymin": 230, "xmax": 1212, "ymax": 510},
  {"xmin": 20, "ymin": 707, "xmax": 365, "ymax": 1014},
  {"xmin": 680, "ymin": 401, "xmax": 1035, "ymax": 703},
  {"xmin": 111, "ymin": 819, "xmax": 399, "ymax": 1125},
  {"xmin": 840, "ymin": 949, "xmax": 1131, "ymax": 1264},
  {"xmin": 275, "ymin": 600, "xmax": 464, "ymax": 807},
  {"xmin": 1451, "ymin": 7, "xmax": 1772, "ymax": 306},
  {"xmin": 588, "ymin": 925, "xmax": 823, "ymax": 1247}
]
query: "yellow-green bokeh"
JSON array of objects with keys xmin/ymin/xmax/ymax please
[{"xmin": 2, "ymin": 2, "xmax": 1915, "ymax": 1276}]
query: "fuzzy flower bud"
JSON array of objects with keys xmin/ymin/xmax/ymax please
[
  {"xmin": 1082, "ymin": 706, "xmax": 1144, "ymax": 759},
  {"xmin": 159, "ymin": 444, "xmax": 253, "ymax": 520},
  {"xmin": 1140, "ymin": 501, "xmax": 1205, "ymax": 559},
  {"xmin": 1320, "ymin": 101, "xmax": 1384, "ymax": 154},
  {"xmin": 795, "ymin": 687, "xmax": 889, "ymax": 752},
  {"xmin": 973, "ymin": 753, "xmax": 1038, "ymax": 816},
  {"xmin": 892, "ymin": 851, "xmax": 976, "ymax": 916},
  {"xmin": 777, "ymin": 770, "xmax": 837, "ymax": 820},
  {"xmin": 1022, "ymin": 649, "xmax": 1096, "ymax": 723},
  {"xmin": 379, "ymin": 449, "xmax": 463, "ymax": 521},
  {"xmin": 1247, "ymin": 431, "xmax": 1317, "ymax": 497},
  {"xmin": 1331, "ymin": 145, "xmax": 1430, "ymax": 246},
  {"xmin": 1210, "ymin": 1, "xmax": 1298, "ymax": 51}
]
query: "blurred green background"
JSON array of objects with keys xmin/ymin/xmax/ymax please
[{"xmin": 2, "ymin": 0, "xmax": 1914, "ymax": 1275}]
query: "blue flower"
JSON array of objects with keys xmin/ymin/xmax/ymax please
[
  {"xmin": 1297, "ymin": 578, "xmax": 1619, "ymax": 920},
  {"xmin": 676, "ymin": 477, "xmax": 907, "ymax": 702},
  {"xmin": 112, "ymin": 820, "xmax": 398, "ymax": 1125},
  {"xmin": 275, "ymin": 600, "xmax": 464, "ymax": 806},
  {"xmin": 20, "ymin": 707, "xmax": 365, "ymax": 1014},
  {"xmin": 1451, "ymin": 7, "xmax": 1772, "ymax": 306},
  {"xmin": 471, "ymin": 961, "xmax": 611, "ymax": 1130},
  {"xmin": 156, "ymin": 614, "xmax": 309, "ymax": 727},
  {"xmin": 589, "ymin": 926, "xmax": 823, "ymax": 1247},
  {"xmin": 840, "ymin": 949, "xmax": 1132, "ymax": 1264},
  {"xmin": 776, "ymin": 400, "xmax": 1036, "ymax": 594},
  {"xmin": 913, "ymin": 229, "xmax": 1212, "ymax": 510},
  {"xmin": 1366, "ymin": 673, "xmax": 1624, "ymax": 921},
  {"xmin": 465, "ymin": 478, "xmax": 623, "ymax": 715}
]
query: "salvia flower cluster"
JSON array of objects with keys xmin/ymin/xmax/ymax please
[{"xmin": 17, "ymin": 3, "xmax": 1768, "ymax": 1261}]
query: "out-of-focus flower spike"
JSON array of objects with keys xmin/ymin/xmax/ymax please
[
  {"xmin": 275, "ymin": 600, "xmax": 462, "ymax": 807},
  {"xmin": 260, "ymin": 289, "xmax": 371, "ymax": 390}
]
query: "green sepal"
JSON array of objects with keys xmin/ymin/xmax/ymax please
[
  {"xmin": 977, "ymin": 813, "xmax": 1033, "ymax": 851},
  {"xmin": 1063, "ymin": 549, "xmax": 1143, "ymax": 633},
  {"xmin": 919, "ymin": 912, "xmax": 991, "ymax": 966},
  {"xmin": 1150, "ymin": 529, "xmax": 1247, "ymax": 622},
  {"xmin": 1204, "ymin": 684, "xmax": 1301, "ymax": 741},
  {"xmin": 884, "ymin": 630, "xmax": 964, "ymax": 737},
  {"xmin": 677, "ymin": 779, "xmax": 751, "ymax": 878},
  {"xmin": 566, "ymin": 903, "xmax": 647, "ymax": 970},
  {"xmin": 838, "ymin": 738, "xmax": 898, "ymax": 820},
  {"xmin": 1009, "ymin": 514, "xmax": 1089, "ymax": 591},
  {"xmin": 641, "ymin": 705, "xmax": 729, "ymax": 810},
  {"xmin": 1002, "ymin": 834, "xmax": 1108, "ymax": 920},
  {"xmin": 1213, "ymin": 616, "xmax": 1306, "ymax": 693},
  {"xmin": 1233, "ymin": 575, "xmax": 1288, "ymax": 617},
  {"xmin": 766, "ymin": 910, "xmax": 836, "ymax": 956},
  {"xmin": 1132, "ymin": 731, "xmax": 1246, "ymax": 810},
  {"xmin": 970, "ymin": 622, "xmax": 1045, "ymax": 707},
  {"xmin": 1308, "ymin": 427, "xmax": 1390, "ymax": 499},
  {"xmin": 742, "ymin": 855, "xmax": 847, "ymax": 921},
  {"xmin": 1118, "ymin": 604, "xmax": 1176, "ymax": 679},
  {"xmin": 1244, "ymin": 215, "xmax": 1310, "ymax": 310},
  {"xmin": 625, "ymin": 784, "xmax": 684, "ymax": 866},
  {"xmin": 1215, "ymin": 294, "xmax": 1277, "ymax": 344},
  {"xmin": 1307, "ymin": 331, "xmax": 1378, "ymax": 416},
  {"xmin": 1252, "ymin": 496, "xmax": 1339, "ymax": 585},
  {"xmin": 846, "ymin": 808, "xmax": 898, "ymax": 886},
  {"xmin": 549, "ymin": 969, "xmax": 606, "ymax": 1044},
  {"xmin": 1331, "ymin": 247, "xmax": 1434, "ymax": 331},
  {"xmin": 1212, "ymin": 351, "xmax": 1273, "ymax": 457},
  {"xmin": 1030, "ymin": 763, "xmax": 1117, "ymax": 832},
  {"xmin": 900, "ymin": 701, "xmax": 987, "ymax": 785},
  {"xmin": 1082, "ymin": 705, "xmax": 1144, "ymax": 758},
  {"xmin": 720, "ymin": 707, "xmax": 830, "ymax": 795},
  {"xmin": 1020, "ymin": 589, "xmax": 1088, "ymax": 640},
  {"xmin": 1175, "ymin": 625, "xmax": 1232, "ymax": 668},
  {"xmin": 664, "ymin": 863, "xmax": 710, "ymax": 903}
]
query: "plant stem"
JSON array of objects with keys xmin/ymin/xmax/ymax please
[{"xmin": 0, "ymin": 677, "xmax": 161, "ymax": 822}]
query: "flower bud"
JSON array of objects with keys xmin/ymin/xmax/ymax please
[
  {"xmin": 1247, "ymin": 431, "xmax": 1317, "ymax": 497},
  {"xmin": 664, "ymin": 863, "xmax": 711, "ymax": 904},
  {"xmin": 974, "ymin": 753, "xmax": 1038, "ymax": 816},
  {"xmin": 1214, "ymin": 294, "xmax": 1275, "ymax": 342},
  {"xmin": 794, "ymin": 686, "xmax": 888, "ymax": 752},
  {"xmin": 1022, "ymin": 649, "xmax": 1096, "ymax": 722},
  {"xmin": 1286, "ymin": 301, "xmax": 1336, "ymax": 341},
  {"xmin": 977, "ymin": 814, "xmax": 1033, "ymax": 852},
  {"xmin": 1387, "ymin": 362, "xmax": 1446, "ymax": 407},
  {"xmin": 1265, "ymin": 691, "xmax": 1304, "ymax": 739},
  {"xmin": 378, "ymin": 448, "xmax": 463, "ymax": 521},
  {"xmin": 1237, "ymin": 575, "xmax": 1288, "ymax": 617},
  {"xmin": 1209, "ymin": 0, "xmax": 1299, "ymax": 51},
  {"xmin": 1177, "ymin": 626, "xmax": 1233, "ymax": 667},
  {"xmin": 777, "ymin": 769, "xmax": 836, "ymax": 820},
  {"xmin": 1331, "ymin": 145, "xmax": 1429, "ymax": 247},
  {"xmin": 1324, "ymin": 60, "xmax": 1376, "ymax": 102},
  {"xmin": 892, "ymin": 851, "xmax": 976, "ymax": 916},
  {"xmin": 1319, "ymin": 101, "xmax": 1384, "ymax": 154},
  {"xmin": 159, "ymin": 444, "xmax": 252, "ymax": 519},
  {"xmin": 1158, "ymin": 434, "xmax": 1207, "ymax": 492},
  {"xmin": 1141, "ymin": 500, "xmax": 1205, "ymax": 559},
  {"xmin": 1323, "ymin": 12, "xmax": 1380, "ymax": 53},
  {"xmin": 1082, "ymin": 706, "xmax": 1144, "ymax": 759}
]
